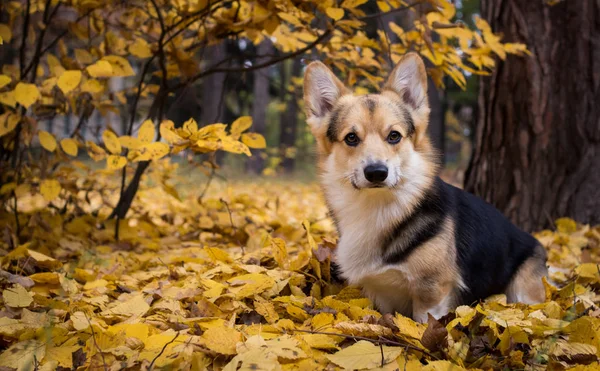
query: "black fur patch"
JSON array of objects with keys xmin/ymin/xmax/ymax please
[
  {"xmin": 382, "ymin": 178, "xmax": 448, "ymax": 264},
  {"xmin": 326, "ymin": 104, "xmax": 344, "ymax": 142},
  {"xmin": 363, "ymin": 95, "xmax": 376, "ymax": 115},
  {"xmin": 390, "ymin": 101, "xmax": 415, "ymax": 137},
  {"xmin": 380, "ymin": 177, "xmax": 540, "ymax": 306},
  {"xmin": 447, "ymin": 182, "xmax": 539, "ymax": 305},
  {"xmin": 403, "ymin": 107, "xmax": 416, "ymax": 137}
]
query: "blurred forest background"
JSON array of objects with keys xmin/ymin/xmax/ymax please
[{"xmin": 1, "ymin": 1, "xmax": 600, "ymax": 370}]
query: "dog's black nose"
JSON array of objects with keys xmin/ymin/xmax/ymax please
[{"xmin": 364, "ymin": 164, "xmax": 388, "ymax": 183}]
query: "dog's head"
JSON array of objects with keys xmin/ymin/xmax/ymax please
[{"xmin": 303, "ymin": 53, "xmax": 437, "ymax": 192}]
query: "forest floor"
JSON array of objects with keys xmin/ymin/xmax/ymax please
[{"xmin": 1, "ymin": 171, "xmax": 599, "ymax": 370}]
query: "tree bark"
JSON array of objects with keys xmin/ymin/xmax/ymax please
[
  {"xmin": 465, "ymin": 0, "xmax": 600, "ymax": 231},
  {"xmin": 201, "ymin": 42, "xmax": 227, "ymax": 125},
  {"xmin": 246, "ymin": 39, "xmax": 273, "ymax": 174},
  {"xmin": 279, "ymin": 58, "xmax": 302, "ymax": 173}
]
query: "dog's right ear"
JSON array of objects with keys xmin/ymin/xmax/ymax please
[{"xmin": 303, "ymin": 61, "xmax": 348, "ymax": 128}]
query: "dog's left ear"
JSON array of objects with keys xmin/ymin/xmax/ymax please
[{"xmin": 383, "ymin": 52, "xmax": 428, "ymax": 112}]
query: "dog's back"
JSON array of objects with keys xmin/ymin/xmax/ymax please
[{"xmin": 440, "ymin": 179, "xmax": 547, "ymax": 305}]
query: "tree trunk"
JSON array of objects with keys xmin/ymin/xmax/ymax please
[
  {"xmin": 427, "ymin": 77, "xmax": 445, "ymax": 160},
  {"xmin": 464, "ymin": 0, "xmax": 600, "ymax": 231},
  {"xmin": 279, "ymin": 58, "xmax": 302, "ymax": 173},
  {"xmin": 201, "ymin": 42, "xmax": 227, "ymax": 125},
  {"xmin": 246, "ymin": 39, "xmax": 273, "ymax": 174}
]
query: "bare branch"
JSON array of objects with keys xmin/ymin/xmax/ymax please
[{"xmin": 172, "ymin": 28, "xmax": 333, "ymax": 92}]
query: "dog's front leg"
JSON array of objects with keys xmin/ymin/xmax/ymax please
[{"xmin": 411, "ymin": 280, "xmax": 455, "ymax": 323}]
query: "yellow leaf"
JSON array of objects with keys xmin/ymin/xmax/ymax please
[
  {"xmin": 242, "ymin": 133, "xmax": 267, "ymax": 148},
  {"xmin": 301, "ymin": 334, "xmax": 340, "ymax": 350},
  {"xmin": 119, "ymin": 135, "xmax": 143, "ymax": 149},
  {"xmin": 556, "ymin": 217, "xmax": 577, "ymax": 233},
  {"xmin": 326, "ymin": 340, "xmax": 402, "ymax": 369},
  {"xmin": 100, "ymin": 293, "xmax": 149, "ymax": 318},
  {"xmin": 46, "ymin": 345, "xmax": 79, "ymax": 368},
  {"xmin": 326, "ymin": 7, "xmax": 345, "ymax": 21},
  {"xmin": 182, "ymin": 117, "xmax": 198, "ymax": 136},
  {"xmin": 40, "ymin": 179, "xmax": 61, "ymax": 201},
  {"xmin": 74, "ymin": 49, "xmax": 94, "ymax": 64},
  {"xmin": 106, "ymin": 155, "xmax": 127, "ymax": 170},
  {"xmin": 138, "ymin": 119, "xmax": 155, "ymax": 143},
  {"xmin": 70, "ymin": 312, "xmax": 90, "ymax": 331},
  {"xmin": 201, "ymin": 327, "xmax": 242, "ymax": 355},
  {"xmin": 377, "ymin": 1, "xmax": 391, "ymax": 12},
  {"xmin": 422, "ymin": 361, "xmax": 467, "ymax": 371},
  {"xmin": 47, "ymin": 54, "xmax": 65, "ymax": 77},
  {"xmin": 60, "ymin": 138, "xmax": 78, "ymax": 156},
  {"xmin": 0, "ymin": 24, "xmax": 11, "ymax": 42},
  {"xmin": 86, "ymin": 140, "xmax": 107, "ymax": 161},
  {"xmin": 0, "ymin": 112, "xmax": 19, "ymax": 137},
  {"xmin": 102, "ymin": 55, "xmax": 135, "ymax": 77},
  {"xmin": 29, "ymin": 272, "xmax": 60, "ymax": 284},
  {"xmin": 57, "ymin": 70, "xmax": 82, "ymax": 94},
  {"xmin": 103, "ymin": 130, "xmax": 122, "ymax": 154},
  {"xmin": 341, "ymin": 0, "xmax": 368, "ymax": 9},
  {"xmin": 254, "ymin": 298, "xmax": 279, "ymax": 324},
  {"xmin": 86, "ymin": 60, "xmax": 113, "ymax": 78},
  {"xmin": 130, "ymin": 142, "xmax": 169, "ymax": 162},
  {"xmin": 0, "ymin": 75, "xmax": 10, "ymax": 89},
  {"xmin": 14, "ymin": 82, "xmax": 40, "ymax": 108},
  {"xmin": 228, "ymin": 273, "xmax": 276, "ymax": 299},
  {"xmin": 129, "ymin": 38, "xmax": 153, "ymax": 58},
  {"xmin": 3, "ymin": 284, "xmax": 33, "ymax": 308},
  {"xmin": 0, "ymin": 90, "xmax": 16, "ymax": 108},
  {"xmin": 271, "ymin": 237, "xmax": 288, "ymax": 269},
  {"xmin": 221, "ymin": 137, "xmax": 252, "ymax": 156},
  {"xmin": 38, "ymin": 130, "xmax": 57, "ymax": 152},
  {"xmin": 160, "ymin": 120, "xmax": 186, "ymax": 145},
  {"xmin": 81, "ymin": 79, "xmax": 104, "ymax": 93},
  {"xmin": 0, "ymin": 340, "xmax": 45, "ymax": 371},
  {"xmin": 230, "ymin": 116, "xmax": 252, "ymax": 139}
]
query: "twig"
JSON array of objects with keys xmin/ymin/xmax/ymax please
[
  {"xmin": 171, "ymin": 28, "xmax": 333, "ymax": 92},
  {"xmin": 290, "ymin": 329, "xmax": 439, "ymax": 360},
  {"xmin": 85, "ymin": 313, "xmax": 108, "ymax": 371},
  {"xmin": 380, "ymin": 342, "xmax": 385, "ymax": 367},
  {"xmin": 198, "ymin": 165, "xmax": 216, "ymax": 203},
  {"xmin": 12, "ymin": 192, "xmax": 20, "ymax": 243},
  {"xmin": 19, "ymin": 0, "xmax": 32, "ymax": 79},
  {"xmin": 149, "ymin": 332, "xmax": 180, "ymax": 370},
  {"xmin": 220, "ymin": 198, "xmax": 244, "ymax": 254},
  {"xmin": 357, "ymin": 2, "xmax": 420, "ymax": 22}
]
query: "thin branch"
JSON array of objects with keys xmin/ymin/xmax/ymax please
[
  {"xmin": 290, "ymin": 329, "xmax": 439, "ymax": 360},
  {"xmin": 12, "ymin": 193, "xmax": 20, "ymax": 242},
  {"xmin": 85, "ymin": 313, "xmax": 108, "ymax": 371},
  {"xmin": 220, "ymin": 198, "xmax": 244, "ymax": 253},
  {"xmin": 27, "ymin": 8, "xmax": 97, "ymax": 74},
  {"xmin": 148, "ymin": 332, "xmax": 179, "ymax": 370},
  {"xmin": 198, "ymin": 165, "xmax": 216, "ymax": 203},
  {"xmin": 171, "ymin": 28, "xmax": 333, "ymax": 92},
  {"xmin": 357, "ymin": 2, "xmax": 420, "ymax": 22},
  {"xmin": 19, "ymin": 0, "xmax": 32, "ymax": 79}
]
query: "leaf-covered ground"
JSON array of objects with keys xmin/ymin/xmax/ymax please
[{"xmin": 1, "ymin": 175, "xmax": 600, "ymax": 371}]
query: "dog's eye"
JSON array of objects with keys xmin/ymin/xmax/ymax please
[
  {"xmin": 387, "ymin": 131, "xmax": 402, "ymax": 144},
  {"xmin": 344, "ymin": 133, "xmax": 359, "ymax": 146}
]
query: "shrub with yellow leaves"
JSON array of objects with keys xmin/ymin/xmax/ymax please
[{"xmin": 0, "ymin": 0, "xmax": 527, "ymax": 239}]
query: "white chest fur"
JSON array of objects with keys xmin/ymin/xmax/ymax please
[{"xmin": 325, "ymin": 184, "xmax": 419, "ymax": 314}]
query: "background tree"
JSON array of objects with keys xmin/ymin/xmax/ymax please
[{"xmin": 464, "ymin": 0, "xmax": 600, "ymax": 231}]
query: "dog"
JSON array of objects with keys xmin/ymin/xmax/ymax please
[{"xmin": 303, "ymin": 52, "xmax": 548, "ymax": 322}]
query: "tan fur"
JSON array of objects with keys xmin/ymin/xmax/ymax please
[
  {"xmin": 303, "ymin": 53, "xmax": 545, "ymax": 322},
  {"xmin": 506, "ymin": 245, "xmax": 547, "ymax": 304}
]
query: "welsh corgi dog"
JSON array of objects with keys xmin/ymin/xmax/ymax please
[{"xmin": 303, "ymin": 53, "xmax": 548, "ymax": 322}]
